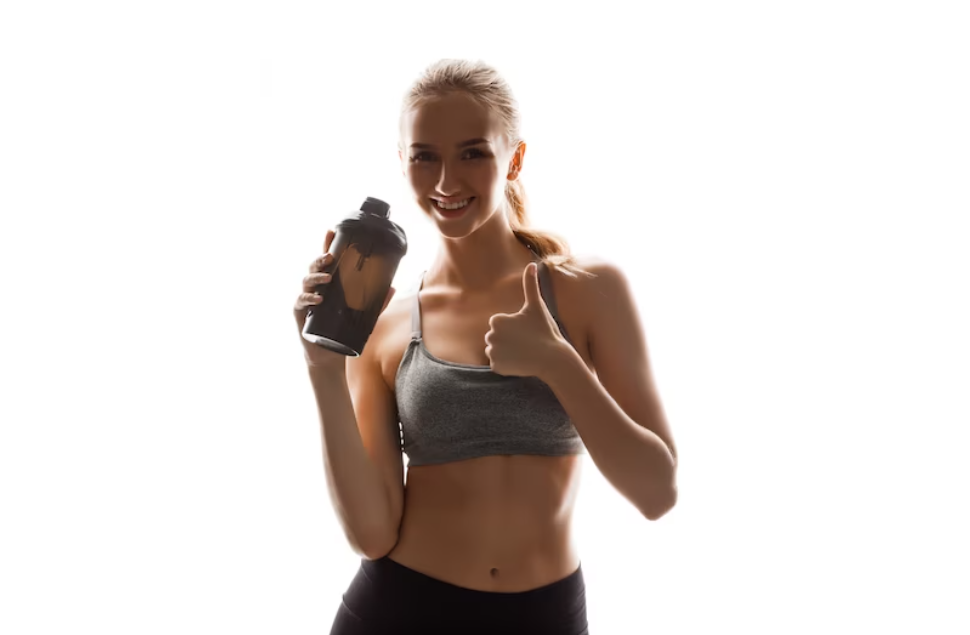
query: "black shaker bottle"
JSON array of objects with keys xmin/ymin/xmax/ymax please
[{"xmin": 302, "ymin": 197, "xmax": 408, "ymax": 356}]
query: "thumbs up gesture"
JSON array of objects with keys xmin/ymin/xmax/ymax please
[{"xmin": 485, "ymin": 262, "xmax": 570, "ymax": 378}]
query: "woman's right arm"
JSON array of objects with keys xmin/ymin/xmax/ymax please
[
  {"xmin": 294, "ymin": 228, "xmax": 403, "ymax": 559},
  {"xmin": 308, "ymin": 352, "xmax": 404, "ymax": 560}
]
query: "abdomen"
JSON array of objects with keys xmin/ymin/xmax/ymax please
[{"xmin": 387, "ymin": 453, "xmax": 583, "ymax": 592}]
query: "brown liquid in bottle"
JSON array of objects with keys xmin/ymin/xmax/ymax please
[{"xmin": 302, "ymin": 197, "xmax": 408, "ymax": 356}]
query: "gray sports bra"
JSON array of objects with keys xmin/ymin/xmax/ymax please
[{"xmin": 394, "ymin": 251, "xmax": 587, "ymax": 467}]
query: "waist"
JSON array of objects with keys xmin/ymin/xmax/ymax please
[
  {"xmin": 388, "ymin": 511, "xmax": 579, "ymax": 592},
  {"xmin": 387, "ymin": 455, "xmax": 582, "ymax": 592}
]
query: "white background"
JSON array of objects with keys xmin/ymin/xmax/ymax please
[{"xmin": 2, "ymin": 1, "xmax": 968, "ymax": 633}]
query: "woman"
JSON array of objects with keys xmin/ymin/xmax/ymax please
[{"xmin": 294, "ymin": 58, "xmax": 678, "ymax": 635}]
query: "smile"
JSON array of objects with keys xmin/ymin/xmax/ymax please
[{"xmin": 432, "ymin": 197, "xmax": 474, "ymax": 211}]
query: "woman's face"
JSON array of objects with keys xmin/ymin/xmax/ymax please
[{"xmin": 400, "ymin": 92, "xmax": 524, "ymax": 234}]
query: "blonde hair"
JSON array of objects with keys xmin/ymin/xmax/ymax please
[{"xmin": 398, "ymin": 58, "xmax": 595, "ymax": 279}]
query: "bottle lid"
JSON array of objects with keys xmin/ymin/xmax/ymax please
[{"xmin": 360, "ymin": 197, "xmax": 390, "ymax": 218}]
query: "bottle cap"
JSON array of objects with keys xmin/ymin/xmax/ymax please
[{"xmin": 360, "ymin": 197, "xmax": 390, "ymax": 218}]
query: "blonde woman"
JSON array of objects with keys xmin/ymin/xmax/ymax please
[{"xmin": 294, "ymin": 58, "xmax": 678, "ymax": 635}]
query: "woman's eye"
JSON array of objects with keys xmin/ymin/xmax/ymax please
[{"xmin": 409, "ymin": 148, "xmax": 486, "ymax": 163}]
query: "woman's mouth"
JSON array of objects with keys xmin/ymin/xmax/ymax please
[{"xmin": 432, "ymin": 197, "xmax": 475, "ymax": 218}]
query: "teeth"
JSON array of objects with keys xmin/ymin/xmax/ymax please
[{"xmin": 434, "ymin": 198, "xmax": 472, "ymax": 211}]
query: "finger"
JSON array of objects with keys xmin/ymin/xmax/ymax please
[
  {"xmin": 309, "ymin": 252, "xmax": 333, "ymax": 273},
  {"xmin": 302, "ymin": 272, "xmax": 332, "ymax": 292},
  {"xmin": 323, "ymin": 229, "xmax": 335, "ymax": 252},
  {"xmin": 295, "ymin": 292, "xmax": 324, "ymax": 310},
  {"xmin": 293, "ymin": 293, "xmax": 324, "ymax": 329},
  {"xmin": 521, "ymin": 262, "xmax": 542, "ymax": 309}
]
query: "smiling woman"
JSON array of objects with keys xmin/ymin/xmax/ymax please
[
  {"xmin": 395, "ymin": 64, "xmax": 593, "ymax": 281},
  {"xmin": 309, "ymin": 58, "xmax": 677, "ymax": 635}
]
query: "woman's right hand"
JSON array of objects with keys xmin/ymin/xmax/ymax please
[{"xmin": 293, "ymin": 229, "xmax": 396, "ymax": 370}]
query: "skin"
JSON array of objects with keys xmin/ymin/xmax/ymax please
[
  {"xmin": 363, "ymin": 90, "xmax": 596, "ymax": 591},
  {"xmin": 398, "ymin": 91, "xmax": 533, "ymax": 293}
]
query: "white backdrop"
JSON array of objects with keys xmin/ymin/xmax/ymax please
[{"xmin": 2, "ymin": 1, "xmax": 968, "ymax": 633}]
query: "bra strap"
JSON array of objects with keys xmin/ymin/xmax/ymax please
[
  {"xmin": 535, "ymin": 259, "xmax": 573, "ymax": 345},
  {"xmin": 528, "ymin": 244, "xmax": 573, "ymax": 344},
  {"xmin": 411, "ymin": 271, "xmax": 425, "ymax": 340}
]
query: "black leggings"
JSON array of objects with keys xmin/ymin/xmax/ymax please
[{"xmin": 328, "ymin": 556, "xmax": 589, "ymax": 635}]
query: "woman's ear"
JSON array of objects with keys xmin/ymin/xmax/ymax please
[{"xmin": 508, "ymin": 141, "xmax": 527, "ymax": 180}]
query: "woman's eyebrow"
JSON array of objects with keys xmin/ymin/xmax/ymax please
[{"xmin": 409, "ymin": 138, "xmax": 490, "ymax": 149}]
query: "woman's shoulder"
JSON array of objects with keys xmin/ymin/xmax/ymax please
[
  {"xmin": 543, "ymin": 252, "xmax": 615, "ymax": 287},
  {"xmin": 542, "ymin": 252, "xmax": 614, "ymax": 319},
  {"xmin": 549, "ymin": 251, "xmax": 639, "ymax": 313}
]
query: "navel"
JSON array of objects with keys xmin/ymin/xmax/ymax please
[{"xmin": 490, "ymin": 567, "xmax": 499, "ymax": 577}]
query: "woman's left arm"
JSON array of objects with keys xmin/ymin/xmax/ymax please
[{"xmin": 542, "ymin": 260, "xmax": 678, "ymax": 521}]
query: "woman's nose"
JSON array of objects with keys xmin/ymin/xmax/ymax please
[{"xmin": 435, "ymin": 162, "xmax": 460, "ymax": 194}]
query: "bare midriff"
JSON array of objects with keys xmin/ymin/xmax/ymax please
[
  {"xmin": 375, "ymin": 260, "xmax": 594, "ymax": 593},
  {"xmin": 386, "ymin": 453, "xmax": 584, "ymax": 592}
]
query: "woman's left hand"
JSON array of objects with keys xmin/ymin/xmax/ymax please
[{"xmin": 485, "ymin": 262, "xmax": 569, "ymax": 378}]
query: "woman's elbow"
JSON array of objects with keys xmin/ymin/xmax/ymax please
[{"xmin": 643, "ymin": 485, "xmax": 678, "ymax": 521}]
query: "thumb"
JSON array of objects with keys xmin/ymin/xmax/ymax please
[{"xmin": 521, "ymin": 262, "xmax": 542, "ymax": 310}]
